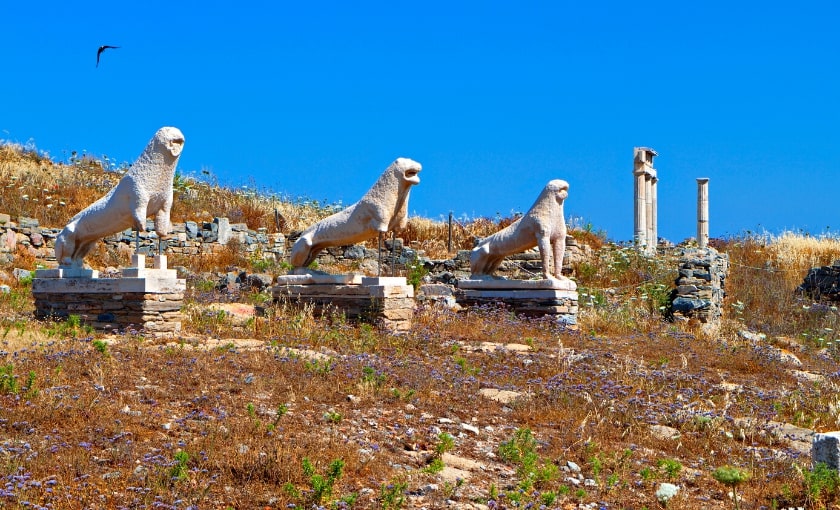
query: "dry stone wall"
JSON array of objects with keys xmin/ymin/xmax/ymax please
[
  {"xmin": 34, "ymin": 290, "xmax": 183, "ymax": 333},
  {"xmin": 1, "ymin": 213, "xmax": 591, "ymax": 285},
  {"xmin": 671, "ymin": 247, "xmax": 729, "ymax": 325},
  {"xmin": 798, "ymin": 262, "xmax": 840, "ymax": 301}
]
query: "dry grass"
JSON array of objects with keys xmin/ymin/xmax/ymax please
[{"xmin": 4, "ymin": 141, "xmax": 840, "ymax": 508}]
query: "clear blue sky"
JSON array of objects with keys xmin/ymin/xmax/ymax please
[{"xmin": 2, "ymin": 1, "xmax": 838, "ymax": 242}]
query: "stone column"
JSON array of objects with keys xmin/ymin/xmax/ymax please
[
  {"xmin": 651, "ymin": 176, "xmax": 658, "ymax": 250},
  {"xmin": 633, "ymin": 147, "xmax": 658, "ymax": 253},
  {"xmin": 697, "ymin": 178, "xmax": 709, "ymax": 249},
  {"xmin": 645, "ymin": 175, "xmax": 653, "ymax": 251},
  {"xmin": 634, "ymin": 170, "xmax": 647, "ymax": 248}
]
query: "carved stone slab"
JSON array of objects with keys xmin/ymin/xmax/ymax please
[
  {"xmin": 457, "ymin": 278, "xmax": 577, "ymax": 291},
  {"xmin": 276, "ymin": 273, "xmax": 365, "ymax": 285},
  {"xmin": 32, "ymin": 276, "xmax": 186, "ymax": 294}
]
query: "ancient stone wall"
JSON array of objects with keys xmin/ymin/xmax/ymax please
[
  {"xmin": 798, "ymin": 262, "xmax": 840, "ymax": 301},
  {"xmin": 1, "ymin": 213, "xmax": 590, "ymax": 283},
  {"xmin": 671, "ymin": 247, "xmax": 729, "ymax": 326},
  {"xmin": 34, "ymin": 291, "xmax": 183, "ymax": 333}
]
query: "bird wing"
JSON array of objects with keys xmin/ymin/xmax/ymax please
[{"xmin": 96, "ymin": 45, "xmax": 120, "ymax": 67}]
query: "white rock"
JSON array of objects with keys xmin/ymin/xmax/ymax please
[
  {"xmin": 650, "ymin": 424, "xmax": 681, "ymax": 440},
  {"xmin": 461, "ymin": 423, "xmax": 480, "ymax": 435},
  {"xmin": 738, "ymin": 329, "xmax": 766, "ymax": 343},
  {"xmin": 655, "ymin": 482, "xmax": 679, "ymax": 503},
  {"xmin": 417, "ymin": 483, "xmax": 438, "ymax": 495}
]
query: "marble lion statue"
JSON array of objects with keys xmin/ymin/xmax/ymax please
[
  {"xmin": 54, "ymin": 127, "xmax": 185, "ymax": 268},
  {"xmin": 290, "ymin": 157, "xmax": 422, "ymax": 269},
  {"xmin": 470, "ymin": 179, "xmax": 570, "ymax": 280}
]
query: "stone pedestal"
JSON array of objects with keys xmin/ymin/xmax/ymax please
[
  {"xmin": 32, "ymin": 255, "xmax": 185, "ymax": 334},
  {"xmin": 454, "ymin": 278, "xmax": 579, "ymax": 326},
  {"xmin": 272, "ymin": 274, "xmax": 415, "ymax": 332},
  {"xmin": 813, "ymin": 432, "xmax": 840, "ymax": 470}
]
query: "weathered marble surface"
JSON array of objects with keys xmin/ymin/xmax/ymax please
[
  {"xmin": 54, "ymin": 127, "xmax": 185, "ymax": 268},
  {"xmin": 289, "ymin": 158, "xmax": 421, "ymax": 269},
  {"xmin": 470, "ymin": 180, "xmax": 570, "ymax": 281}
]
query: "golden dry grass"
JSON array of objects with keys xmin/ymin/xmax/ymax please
[{"xmin": 767, "ymin": 231, "xmax": 840, "ymax": 287}]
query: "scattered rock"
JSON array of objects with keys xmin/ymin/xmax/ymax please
[
  {"xmin": 246, "ymin": 273, "xmax": 274, "ymax": 290},
  {"xmin": 790, "ymin": 370, "xmax": 826, "ymax": 383},
  {"xmin": 478, "ymin": 388, "xmax": 523, "ymax": 404},
  {"xmin": 739, "ymin": 329, "xmax": 766, "ymax": 343},
  {"xmin": 656, "ymin": 482, "xmax": 679, "ymax": 504},
  {"xmin": 461, "ymin": 423, "xmax": 480, "ymax": 435},
  {"xmin": 442, "ymin": 453, "xmax": 484, "ymax": 472},
  {"xmin": 650, "ymin": 424, "xmax": 681, "ymax": 440},
  {"xmin": 12, "ymin": 268, "xmax": 31, "ymax": 281}
]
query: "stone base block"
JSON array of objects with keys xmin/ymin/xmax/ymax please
[
  {"xmin": 35, "ymin": 268, "xmax": 99, "ymax": 279},
  {"xmin": 272, "ymin": 276, "xmax": 414, "ymax": 332},
  {"xmin": 458, "ymin": 277, "xmax": 577, "ymax": 291},
  {"xmin": 277, "ymin": 273, "xmax": 364, "ymax": 285},
  {"xmin": 32, "ymin": 276, "xmax": 185, "ymax": 335},
  {"xmin": 813, "ymin": 432, "xmax": 840, "ymax": 470},
  {"xmin": 455, "ymin": 281, "xmax": 578, "ymax": 326}
]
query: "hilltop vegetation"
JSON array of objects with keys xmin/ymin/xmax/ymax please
[{"xmin": 2, "ymin": 141, "xmax": 840, "ymax": 508}]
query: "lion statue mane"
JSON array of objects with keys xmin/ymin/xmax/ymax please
[
  {"xmin": 289, "ymin": 157, "xmax": 421, "ymax": 269},
  {"xmin": 470, "ymin": 179, "xmax": 569, "ymax": 280},
  {"xmin": 54, "ymin": 126, "xmax": 185, "ymax": 268}
]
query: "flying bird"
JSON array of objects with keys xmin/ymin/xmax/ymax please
[{"xmin": 96, "ymin": 45, "xmax": 120, "ymax": 67}]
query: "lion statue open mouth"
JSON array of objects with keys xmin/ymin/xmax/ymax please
[
  {"xmin": 470, "ymin": 179, "xmax": 570, "ymax": 281},
  {"xmin": 54, "ymin": 127, "xmax": 185, "ymax": 268},
  {"xmin": 290, "ymin": 157, "xmax": 422, "ymax": 270}
]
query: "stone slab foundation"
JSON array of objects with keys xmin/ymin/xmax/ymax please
[
  {"xmin": 671, "ymin": 247, "xmax": 729, "ymax": 328},
  {"xmin": 32, "ymin": 256, "xmax": 185, "ymax": 334},
  {"xmin": 272, "ymin": 276, "xmax": 414, "ymax": 332},
  {"xmin": 454, "ymin": 279, "xmax": 579, "ymax": 326}
]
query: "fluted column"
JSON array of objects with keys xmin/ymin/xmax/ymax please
[
  {"xmin": 634, "ymin": 170, "xmax": 647, "ymax": 248},
  {"xmin": 650, "ymin": 176, "xmax": 658, "ymax": 250},
  {"xmin": 645, "ymin": 175, "xmax": 653, "ymax": 252},
  {"xmin": 697, "ymin": 178, "xmax": 709, "ymax": 249}
]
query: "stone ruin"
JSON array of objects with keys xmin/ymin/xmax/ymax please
[
  {"xmin": 798, "ymin": 261, "xmax": 840, "ymax": 301},
  {"xmin": 33, "ymin": 255, "xmax": 184, "ymax": 334},
  {"xmin": 289, "ymin": 158, "xmax": 421, "ymax": 269},
  {"xmin": 671, "ymin": 247, "xmax": 729, "ymax": 327},
  {"xmin": 633, "ymin": 147, "xmax": 658, "ymax": 255},
  {"xmin": 32, "ymin": 127, "xmax": 187, "ymax": 335},
  {"xmin": 455, "ymin": 180, "xmax": 579, "ymax": 325},
  {"xmin": 276, "ymin": 158, "xmax": 422, "ymax": 332},
  {"xmin": 54, "ymin": 127, "xmax": 185, "ymax": 269}
]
